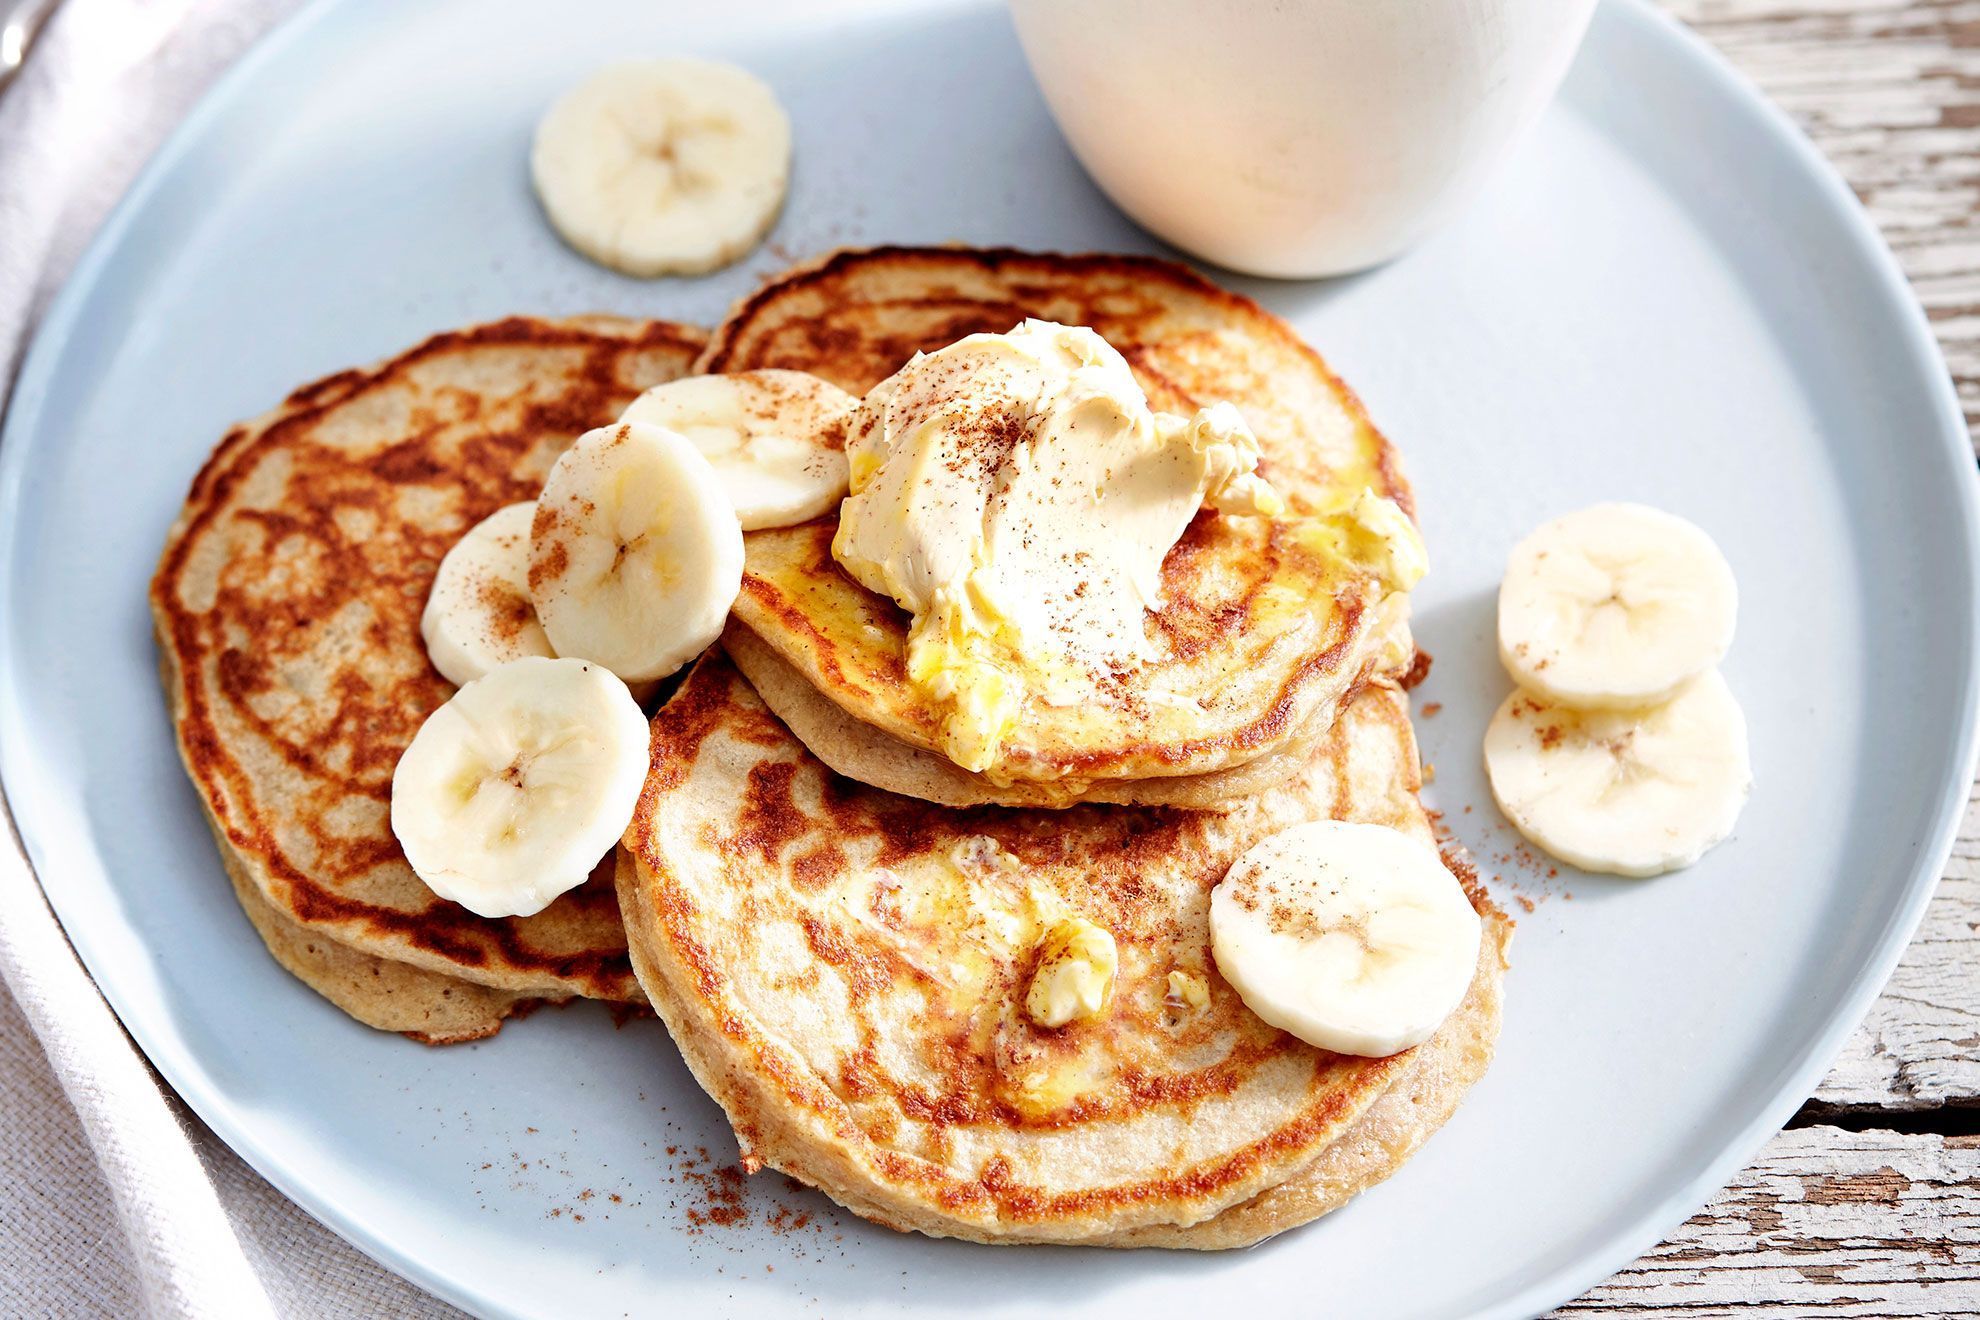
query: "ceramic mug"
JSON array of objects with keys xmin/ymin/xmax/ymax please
[{"xmin": 1010, "ymin": 0, "xmax": 1599, "ymax": 278}]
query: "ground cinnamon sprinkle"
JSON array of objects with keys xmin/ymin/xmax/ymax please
[
  {"xmin": 1443, "ymin": 813, "xmax": 1577, "ymax": 910},
  {"xmin": 481, "ymin": 1087, "xmax": 841, "ymax": 1254},
  {"xmin": 684, "ymin": 1166, "xmax": 749, "ymax": 1228},
  {"xmin": 1426, "ymin": 808, "xmax": 1511, "ymax": 924},
  {"xmin": 1421, "ymin": 701, "xmax": 1442, "ymax": 717},
  {"xmin": 664, "ymin": 1144, "xmax": 834, "ymax": 1242},
  {"xmin": 766, "ymin": 1203, "xmax": 814, "ymax": 1234}
]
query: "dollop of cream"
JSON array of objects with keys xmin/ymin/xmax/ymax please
[{"xmin": 832, "ymin": 320, "xmax": 1282, "ymax": 772}]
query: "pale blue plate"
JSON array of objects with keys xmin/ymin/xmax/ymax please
[{"xmin": 2, "ymin": 0, "xmax": 1975, "ymax": 1316}]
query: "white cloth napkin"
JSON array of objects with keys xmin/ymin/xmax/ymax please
[{"xmin": 0, "ymin": 1, "xmax": 454, "ymax": 1314}]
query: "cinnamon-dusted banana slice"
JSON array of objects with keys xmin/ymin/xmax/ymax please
[
  {"xmin": 528, "ymin": 421, "xmax": 743, "ymax": 684},
  {"xmin": 1499, "ymin": 503, "xmax": 1736, "ymax": 710},
  {"xmin": 619, "ymin": 370, "xmax": 855, "ymax": 529}
]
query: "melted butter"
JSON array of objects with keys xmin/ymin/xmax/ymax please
[
  {"xmin": 878, "ymin": 836, "xmax": 1051, "ymax": 1015},
  {"xmin": 1025, "ymin": 917, "xmax": 1118, "ymax": 1028},
  {"xmin": 1165, "ymin": 969, "xmax": 1211, "ymax": 1012},
  {"xmin": 1007, "ymin": 1047, "xmax": 1115, "ymax": 1118},
  {"xmin": 1291, "ymin": 490, "xmax": 1428, "ymax": 595},
  {"xmin": 863, "ymin": 839, "xmax": 1134, "ymax": 1115}
]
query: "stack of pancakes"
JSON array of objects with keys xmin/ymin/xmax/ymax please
[
  {"xmin": 153, "ymin": 315, "xmax": 706, "ymax": 1042},
  {"xmin": 153, "ymin": 247, "xmax": 1507, "ymax": 1246}
]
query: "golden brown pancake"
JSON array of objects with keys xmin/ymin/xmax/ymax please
[
  {"xmin": 1103, "ymin": 934, "xmax": 1503, "ymax": 1248},
  {"xmin": 702, "ymin": 247, "xmax": 1414, "ymax": 790},
  {"xmin": 220, "ymin": 823, "xmax": 540, "ymax": 1045},
  {"xmin": 153, "ymin": 316, "xmax": 705, "ymax": 1017},
  {"xmin": 617, "ymin": 650, "xmax": 1505, "ymax": 1243},
  {"xmin": 722, "ymin": 606, "xmax": 1414, "ymax": 811}
]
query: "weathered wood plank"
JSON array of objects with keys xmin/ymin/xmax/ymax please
[
  {"xmin": 1813, "ymin": 790, "xmax": 1980, "ymax": 1111},
  {"xmin": 1559, "ymin": 1127, "xmax": 1980, "ymax": 1315}
]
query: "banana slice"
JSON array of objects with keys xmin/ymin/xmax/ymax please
[
  {"xmin": 390, "ymin": 657, "xmax": 650, "ymax": 919},
  {"xmin": 1498, "ymin": 503, "xmax": 1736, "ymax": 709},
  {"xmin": 1484, "ymin": 670, "xmax": 1752, "ymax": 878},
  {"xmin": 619, "ymin": 371, "xmax": 857, "ymax": 530},
  {"xmin": 528, "ymin": 421, "xmax": 743, "ymax": 684},
  {"xmin": 530, "ymin": 59, "xmax": 790, "ymax": 277},
  {"xmin": 421, "ymin": 503, "xmax": 553, "ymax": 687},
  {"xmin": 1209, "ymin": 821, "xmax": 1481, "ymax": 1058}
]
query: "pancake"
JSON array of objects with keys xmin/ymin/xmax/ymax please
[
  {"xmin": 1132, "ymin": 808, "xmax": 1507, "ymax": 1249},
  {"xmin": 1103, "ymin": 929, "xmax": 1502, "ymax": 1248},
  {"xmin": 169, "ymin": 639, "xmax": 541, "ymax": 1044},
  {"xmin": 617, "ymin": 651, "xmax": 1505, "ymax": 1243},
  {"xmin": 153, "ymin": 315, "xmax": 705, "ymax": 1012},
  {"xmin": 220, "ymin": 821, "xmax": 540, "ymax": 1045},
  {"xmin": 702, "ymin": 246, "xmax": 1414, "ymax": 789},
  {"xmin": 722, "ymin": 602, "xmax": 1414, "ymax": 810}
]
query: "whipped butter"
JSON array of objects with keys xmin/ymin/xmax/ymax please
[{"xmin": 832, "ymin": 320, "xmax": 1283, "ymax": 772}]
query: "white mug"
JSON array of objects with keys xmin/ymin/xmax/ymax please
[{"xmin": 1010, "ymin": 0, "xmax": 1599, "ymax": 278}]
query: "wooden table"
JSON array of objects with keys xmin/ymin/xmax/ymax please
[{"xmin": 1562, "ymin": 2, "xmax": 1980, "ymax": 1312}]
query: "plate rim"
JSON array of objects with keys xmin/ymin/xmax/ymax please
[{"xmin": 0, "ymin": 0, "xmax": 1975, "ymax": 1315}]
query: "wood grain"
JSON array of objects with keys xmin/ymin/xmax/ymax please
[
  {"xmin": 1814, "ymin": 791, "xmax": 1980, "ymax": 1113},
  {"xmin": 1566, "ymin": 1, "xmax": 1980, "ymax": 1312},
  {"xmin": 1565, "ymin": 1128, "xmax": 1980, "ymax": 1315}
]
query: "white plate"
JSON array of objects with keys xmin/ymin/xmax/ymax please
[{"xmin": 2, "ymin": 0, "xmax": 1975, "ymax": 1315}]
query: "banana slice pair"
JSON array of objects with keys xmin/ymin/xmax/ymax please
[
  {"xmin": 400, "ymin": 421, "xmax": 742, "ymax": 915},
  {"xmin": 1486, "ymin": 503, "xmax": 1751, "ymax": 877},
  {"xmin": 532, "ymin": 59, "xmax": 790, "ymax": 277},
  {"xmin": 418, "ymin": 425, "xmax": 741, "ymax": 691}
]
